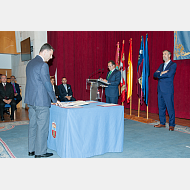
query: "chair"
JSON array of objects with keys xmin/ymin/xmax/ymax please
[{"xmin": 4, "ymin": 103, "xmax": 16, "ymax": 120}]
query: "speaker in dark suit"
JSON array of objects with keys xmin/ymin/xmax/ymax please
[
  {"xmin": 0, "ymin": 75, "xmax": 16, "ymax": 121},
  {"xmin": 100, "ymin": 60, "xmax": 121, "ymax": 104},
  {"xmin": 153, "ymin": 50, "xmax": 177, "ymax": 131},
  {"xmin": 58, "ymin": 77, "xmax": 76, "ymax": 102},
  {"xmin": 10, "ymin": 75, "xmax": 22, "ymax": 106}
]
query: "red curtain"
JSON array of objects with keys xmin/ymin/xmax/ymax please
[{"xmin": 48, "ymin": 31, "xmax": 190, "ymax": 119}]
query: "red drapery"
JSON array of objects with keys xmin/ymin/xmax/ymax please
[{"xmin": 47, "ymin": 31, "xmax": 190, "ymax": 119}]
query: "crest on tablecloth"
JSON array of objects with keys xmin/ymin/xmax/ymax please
[{"xmin": 52, "ymin": 122, "xmax": 56, "ymax": 138}]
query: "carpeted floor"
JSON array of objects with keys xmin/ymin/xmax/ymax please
[{"xmin": 1, "ymin": 119, "xmax": 190, "ymax": 158}]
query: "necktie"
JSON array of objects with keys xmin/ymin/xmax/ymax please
[
  {"xmin": 107, "ymin": 71, "xmax": 112, "ymax": 80},
  {"xmin": 3, "ymin": 83, "xmax": 6, "ymax": 90},
  {"xmin": 12, "ymin": 83, "xmax": 16, "ymax": 93},
  {"xmin": 63, "ymin": 85, "xmax": 66, "ymax": 91},
  {"xmin": 3, "ymin": 83, "xmax": 7, "ymax": 99}
]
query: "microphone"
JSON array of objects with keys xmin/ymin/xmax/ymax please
[
  {"xmin": 88, "ymin": 68, "xmax": 101, "ymax": 79},
  {"xmin": 98, "ymin": 68, "xmax": 104, "ymax": 78}
]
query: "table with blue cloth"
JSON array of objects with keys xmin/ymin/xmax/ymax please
[{"xmin": 47, "ymin": 101, "xmax": 124, "ymax": 158}]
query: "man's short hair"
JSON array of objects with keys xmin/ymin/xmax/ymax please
[
  {"xmin": 163, "ymin": 50, "xmax": 171, "ymax": 58},
  {"xmin": 10, "ymin": 75, "xmax": 16, "ymax": 79},
  {"xmin": 39, "ymin": 43, "xmax": 54, "ymax": 53},
  {"xmin": 62, "ymin": 77, "xmax": 67, "ymax": 80},
  {"xmin": 108, "ymin": 60, "xmax": 116, "ymax": 66},
  {"xmin": 1, "ymin": 74, "xmax": 7, "ymax": 78}
]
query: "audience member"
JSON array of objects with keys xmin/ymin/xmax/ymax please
[
  {"xmin": 50, "ymin": 77, "xmax": 60, "ymax": 101},
  {"xmin": 10, "ymin": 75, "xmax": 22, "ymax": 108},
  {"xmin": 58, "ymin": 77, "xmax": 76, "ymax": 102},
  {"xmin": 0, "ymin": 75, "xmax": 16, "ymax": 121}
]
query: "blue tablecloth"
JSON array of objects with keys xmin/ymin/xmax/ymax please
[{"xmin": 47, "ymin": 101, "xmax": 124, "ymax": 158}]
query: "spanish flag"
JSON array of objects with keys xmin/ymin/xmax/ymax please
[
  {"xmin": 115, "ymin": 42, "xmax": 120, "ymax": 70},
  {"xmin": 120, "ymin": 40, "xmax": 126, "ymax": 103},
  {"xmin": 127, "ymin": 38, "xmax": 133, "ymax": 103}
]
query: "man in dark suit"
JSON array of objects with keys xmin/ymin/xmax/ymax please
[
  {"xmin": 100, "ymin": 60, "xmax": 121, "ymax": 104},
  {"xmin": 50, "ymin": 77, "xmax": 60, "ymax": 101},
  {"xmin": 10, "ymin": 75, "xmax": 22, "ymax": 107},
  {"xmin": 153, "ymin": 50, "xmax": 177, "ymax": 131},
  {"xmin": 58, "ymin": 77, "xmax": 76, "ymax": 102},
  {"xmin": 0, "ymin": 74, "xmax": 16, "ymax": 121},
  {"xmin": 25, "ymin": 43, "xmax": 60, "ymax": 158}
]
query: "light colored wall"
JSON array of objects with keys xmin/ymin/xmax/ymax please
[
  {"xmin": 11, "ymin": 31, "xmax": 47, "ymax": 108},
  {"xmin": 0, "ymin": 54, "xmax": 12, "ymax": 69}
]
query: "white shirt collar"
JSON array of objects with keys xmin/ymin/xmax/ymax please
[
  {"xmin": 164, "ymin": 60, "xmax": 171, "ymax": 65},
  {"xmin": 38, "ymin": 55, "xmax": 45, "ymax": 62},
  {"xmin": 111, "ymin": 68, "xmax": 115, "ymax": 72}
]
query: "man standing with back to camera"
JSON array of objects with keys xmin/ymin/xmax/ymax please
[
  {"xmin": 25, "ymin": 43, "xmax": 60, "ymax": 158},
  {"xmin": 153, "ymin": 50, "xmax": 177, "ymax": 131}
]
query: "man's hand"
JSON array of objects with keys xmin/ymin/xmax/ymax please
[
  {"xmin": 156, "ymin": 70, "xmax": 160, "ymax": 73},
  {"xmin": 102, "ymin": 79, "xmax": 108, "ymax": 83},
  {"xmin": 56, "ymin": 100, "xmax": 61, "ymax": 106},
  {"xmin": 7, "ymin": 99, "xmax": 12, "ymax": 104},
  {"xmin": 65, "ymin": 96, "xmax": 71, "ymax": 100},
  {"xmin": 14, "ymin": 93, "xmax": 18, "ymax": 96},
  {"xmin": 3, "ymin": 99, "xmax": 8, "ymax": 104},
  {"xmin": 161, "ymin": 70, "xmax": 169, "ymax": 75},
  {"xmin": 4, "ymin": 99, "xmax": 12, "ymax": 104}
]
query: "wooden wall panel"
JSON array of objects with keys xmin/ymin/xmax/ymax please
[{"xmin": 0, "ymin": 31, "xmax": 19, "ymax": 54}]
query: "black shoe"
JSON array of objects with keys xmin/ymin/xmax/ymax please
[
  {"xmin": 35, "ymin": 153, "xmax": 53, "ymax": 158},
  {"xmin": 10, "ymin": 115, "xmax": 14, "ymax": 121},
  {"xmin": 28, "ymin": 151, "xmax": 35, "ymax": 156},
  {"xmin": 1, "ymin": 117, "xmax": 5, "ymax": 121}
]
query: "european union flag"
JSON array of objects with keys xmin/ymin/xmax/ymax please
[
  {"xmin": 142, "ymin": 34, "xmax": 149, "ymax": 106},
  {"xmin": 174, "ymin": 31, "xmax": 190, "ymax": 60},
  {"xmin": 137, "ymin": 36, "xmax": 144, "ymax": 105}
]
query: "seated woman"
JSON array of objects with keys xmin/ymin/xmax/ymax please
[{"xmin": 50, "ymin": 77, "xmax": 60, "ymax": 101}]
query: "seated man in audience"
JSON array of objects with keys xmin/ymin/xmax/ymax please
[
  {"xmin": 58, "ymin": 77, "xmax": 76, "ymax": 102},
  {"xmin": 0, "ymin": 75, "xmax": 16, "ymax": 121},
  {"xmin": 10, "ymin": 75, "xmax": 22, "ymax": 109},
  {"xmin": 50, "ymin": 77, "xmax": 60, "ymax": 101}
]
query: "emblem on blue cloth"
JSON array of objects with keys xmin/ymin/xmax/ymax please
[
  {"xmin": 52, "ymin": 122, "xmax": 56, "ymax": 138},
  {"xmin": 174, "ymin": 31, "xmax": 190, "ymax": 60}
]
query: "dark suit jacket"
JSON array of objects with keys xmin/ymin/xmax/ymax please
[
  {"xmin": 58, "ymin": 84, "xmax": 73, "ymax": 101},
  {"xmin": 25, "ymin": 55, "xmax": 57, "ymax": 107},
  {"xmin": 153, "ymin": 60, "xmax": 177, "ymax": 94},
  {"xmin": 10, "ymin": 82, "xmax": 21, "ymax": 95},
  {"xmin": 0, "ymin": 83, "xmax": 14, "ymax": 101},
  {"xmin": 105, "ymin": 69, "xmax": 121, "ymax": 97},
  {"xmin": 53, "ymin": 85, "xmax": 59, "ymax": 97},
  {"xmin": 15, "ymin": 83, "xmax": 20, "ymax": 94}
]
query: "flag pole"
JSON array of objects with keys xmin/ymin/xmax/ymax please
[
  {"xmin": 138, "ymin": 98, "xmax": 140, "ymax": 117},
  {"xmin": 130, "ymin": 96, "xmax": 132, "ymax": 116},
  {"xmin": 147, "ymin": 105, "xmax": 148, "ymax": 119}
]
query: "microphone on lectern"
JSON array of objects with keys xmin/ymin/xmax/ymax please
[{"xmin": 88, "ymin": 68, "xmax": 102, "ymax": 79}]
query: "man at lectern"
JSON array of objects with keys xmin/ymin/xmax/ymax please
[{"xmin": 100, "ymin": 60, "xmax": 121, "ymax": 104}]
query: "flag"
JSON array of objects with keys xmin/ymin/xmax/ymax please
[
  {"xmin": 55, "ymin": 68, "xmax": 57, "ymax": 85},
  {"xmin": 119, "ymin": 40, "xmax": 126, "ymax": 103},
  {"xmin": 137, "ymin": 36, "xmax": 144, "ymax": 105},
  {"xmin": 115, "ymin": 42, "xmax": 120, "ymax": 70},
  {"xmin": 142, "ymin": 34, "xmax": 150, "ymax": 105},
  {"xmin": 126, "ymin": 38, "xmax": 133, "ymax": 103}
]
